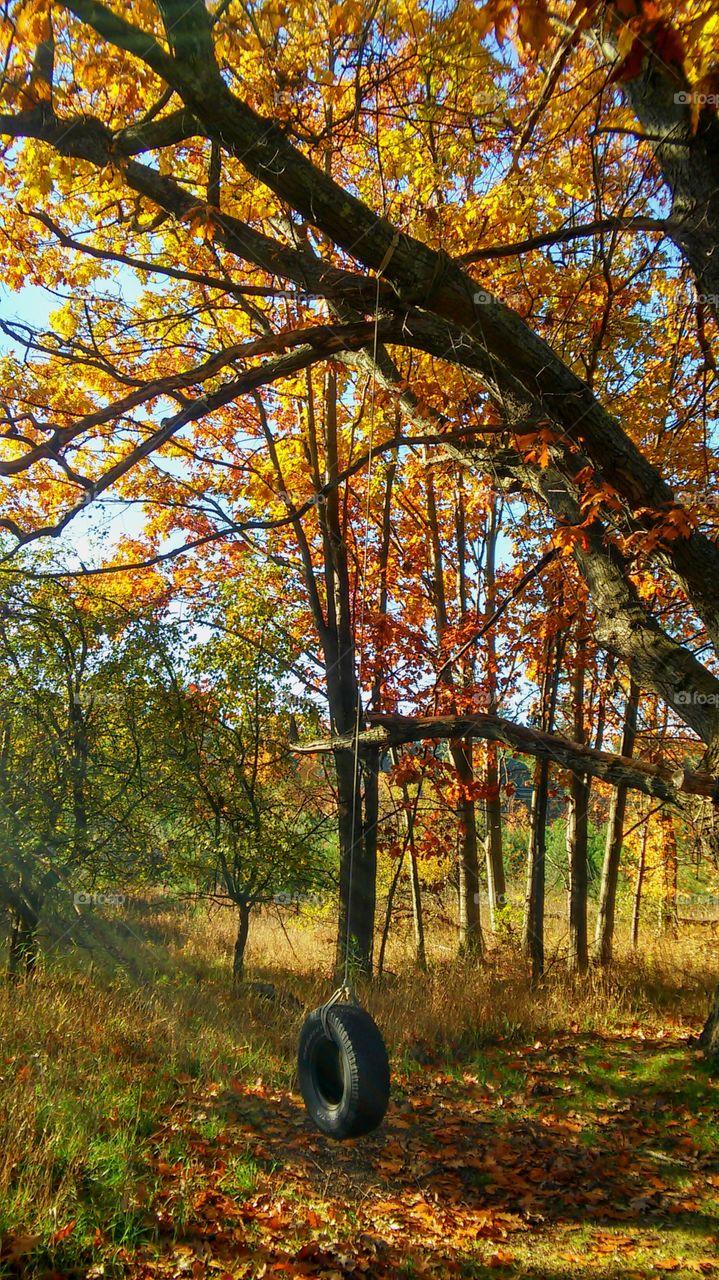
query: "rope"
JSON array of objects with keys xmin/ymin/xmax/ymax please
[{"xmin": 342, "ymin": 271, "xmax": 384, "ymax": 989}]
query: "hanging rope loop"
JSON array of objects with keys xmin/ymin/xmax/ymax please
[{"xmin": 318, "ymin": 982, "xmax": 357, "ymax": 1035}]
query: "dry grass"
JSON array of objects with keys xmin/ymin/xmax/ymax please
[{"xmin": 0, "ymin": 900, "xmax": 716, "ymax": 1272}]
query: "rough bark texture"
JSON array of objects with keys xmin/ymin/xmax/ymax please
[
  {"xmin": 606, "ymin": 26, "xmax": 719, "ymax": 321},
  {"xmin": 298, "ymin": 714, "xmax": 718, "ymax": 804}
]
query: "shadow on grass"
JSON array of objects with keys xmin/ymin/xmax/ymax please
[{"xmin": 3, "ymin": 914, "xmax": 718, "ymax": 1279}]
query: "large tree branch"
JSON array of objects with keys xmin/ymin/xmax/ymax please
[
  {"xmin": 295, "ymin": 712, "xmax": 719, "ymax": 806},
  {"xmin": 47, "ymin": 3, "xmax": 719, "ymax": 649},
  {"xmin": 599, "ymin": 23, "xmax": 719, "ymax": 325},
  {"xmin": 3, "ymin": 84, "xmax": 719, "ymax": 673}
]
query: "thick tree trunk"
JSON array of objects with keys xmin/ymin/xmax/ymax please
[
  {"xmin": 608, "ymin": 29, "xmax": 719, "ymax": 321},
  {"xmin": 334, "ymin": 747, "xmax": 374, "ymax": 978},
  {"xmin": 593, "ymin": 677, "xmax": 640, "ymax": 966}
]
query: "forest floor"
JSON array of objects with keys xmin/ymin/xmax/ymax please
[{"xmin": 1, "ymin": 903, "xmax": 718, "ymax": 1280}]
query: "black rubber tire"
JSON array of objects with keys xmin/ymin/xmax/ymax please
[{"xmin": 297, "ymin": 1003, "xmax": 390, "ymax": 1140}]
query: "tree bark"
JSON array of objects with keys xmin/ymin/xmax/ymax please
[
  {"xmin": 567, "ymin": 636, "xmax": 589, "ymax": 975},
  {"xmin": 424, "ymin": 461, "xmax": 483, "ymax": 957},
  {"xmin": 606, "ymin": 26, "xmax": 719, "ymax": 322},
  {"xmin": 524, "ymin": 757, "xmax": 549, "ymax": 981},
  {"xmin": 593, "ymin": 677, "xmax": 640, "ymax": 966},
  {"xmin": 334, "ymin": 747, "xmax": 374, "ymax": 977},
  {"xmin": 483, "ymin": 497, "xmax": 506, "ymax": 930},
  {"xmin": 377, "ymin": 848, "xmax": 405, "ymax": 979},
  {"xmin": 232, "ymin": 901, "xmax": 250, "ymax": 987},
  {"xmin": 631, "ymin": 813, "xmax": 650, "ymax": 951},
  {"xmin": 8, "ymin": 905, "xmax": 40, "ymax": 981},
  {"xmin": 408, "ymin": 847, "xmax": 427, "ymax": 972},
  {"xmin": 660, "ymin": 809, "xmax": 679, "ymax": 937},
  {"xmin": 523, "ymin": 632, "xmax": 563, "ymax": 981},
  {"xmin": 299, "ymin": 711, "xmax": 718, "ymax": 803},
  {"xmin": 700, "ymin": 988, "xmax": 719, "ymax": 1063},
  {"xmin": 390, "ymin": 746, "xmax": 427, "ymax": 972}
]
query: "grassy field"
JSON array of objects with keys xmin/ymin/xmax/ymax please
[{"xmin": 0, "ymin": 902, "xmax": 718, "ymax": 1279}]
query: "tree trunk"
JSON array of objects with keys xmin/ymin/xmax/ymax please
[
  {"xmin": 631, "ymin": 813, "xmax": 650, "ymax": 951},
  {"xmin": 232, "ymin": 901, "xmax": 250, "ymax": 987},
  {"xmin": 593, "ymin": 677, "xmax": 640, "ymax": 966},
  {"xmin": 608, "ymin": 27, "xmax": 719, "ymax": 322},
  {"xmin": 484, "ymin": 741, "xmax": 506, "ymax": 928},
  {"xmin": 377, "ymin": 848, "xmax": 405, "ymax": 978},
  {"xmin": 567, "ymin": 636, "xmax": 589, "ymax": 975},
  {"xmin": 423, "ymin": 461, "xmax": 483, "ymax": 958},
  {"xmin": 660, "ymin": 809, "xmax": 679, "ymax": 937},
  {"xmin": 483, "ymin": 497, "xmax": 506, "ymax": 930},
  {"xmin": 390, "ymin": 746, "xmax": 427, "ymax": 972},
  {"xmin": 524, "ymin": 757, "xmax": 549, "ymax": 980},
  {"xmin": 334, "ymin": 746, "xmax": 374, "ymax": 978},
  {"xmin": 450, "ymin": 739, "xmax": 483, "ymax": 957},
  {"xmin": 8, "ymin": 907, "xmax": 40, "ymax": 981},
  {"xmin": 700, "ymin": 988, "xmax": 719, "ymax": 1063},
  {"xmin": 523, "ymin": 631, "xmax": 563, "ymax": 981},
  {"xmin": 408, "ymin": 848, "xmax": 427, "ymax": 972}
]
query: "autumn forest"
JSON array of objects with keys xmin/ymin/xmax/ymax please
[{"xmin": 1, "ymin": 0, "xmax": 719, "ymax": 1275}]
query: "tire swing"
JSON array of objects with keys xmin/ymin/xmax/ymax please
[
  {"xmin": 298, "ymin": 985, "xmax": 390, "ymax": 1139},
  {"xmin": 297, "ymin": 276, "xmax": 391, "ymax": 1142}
]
